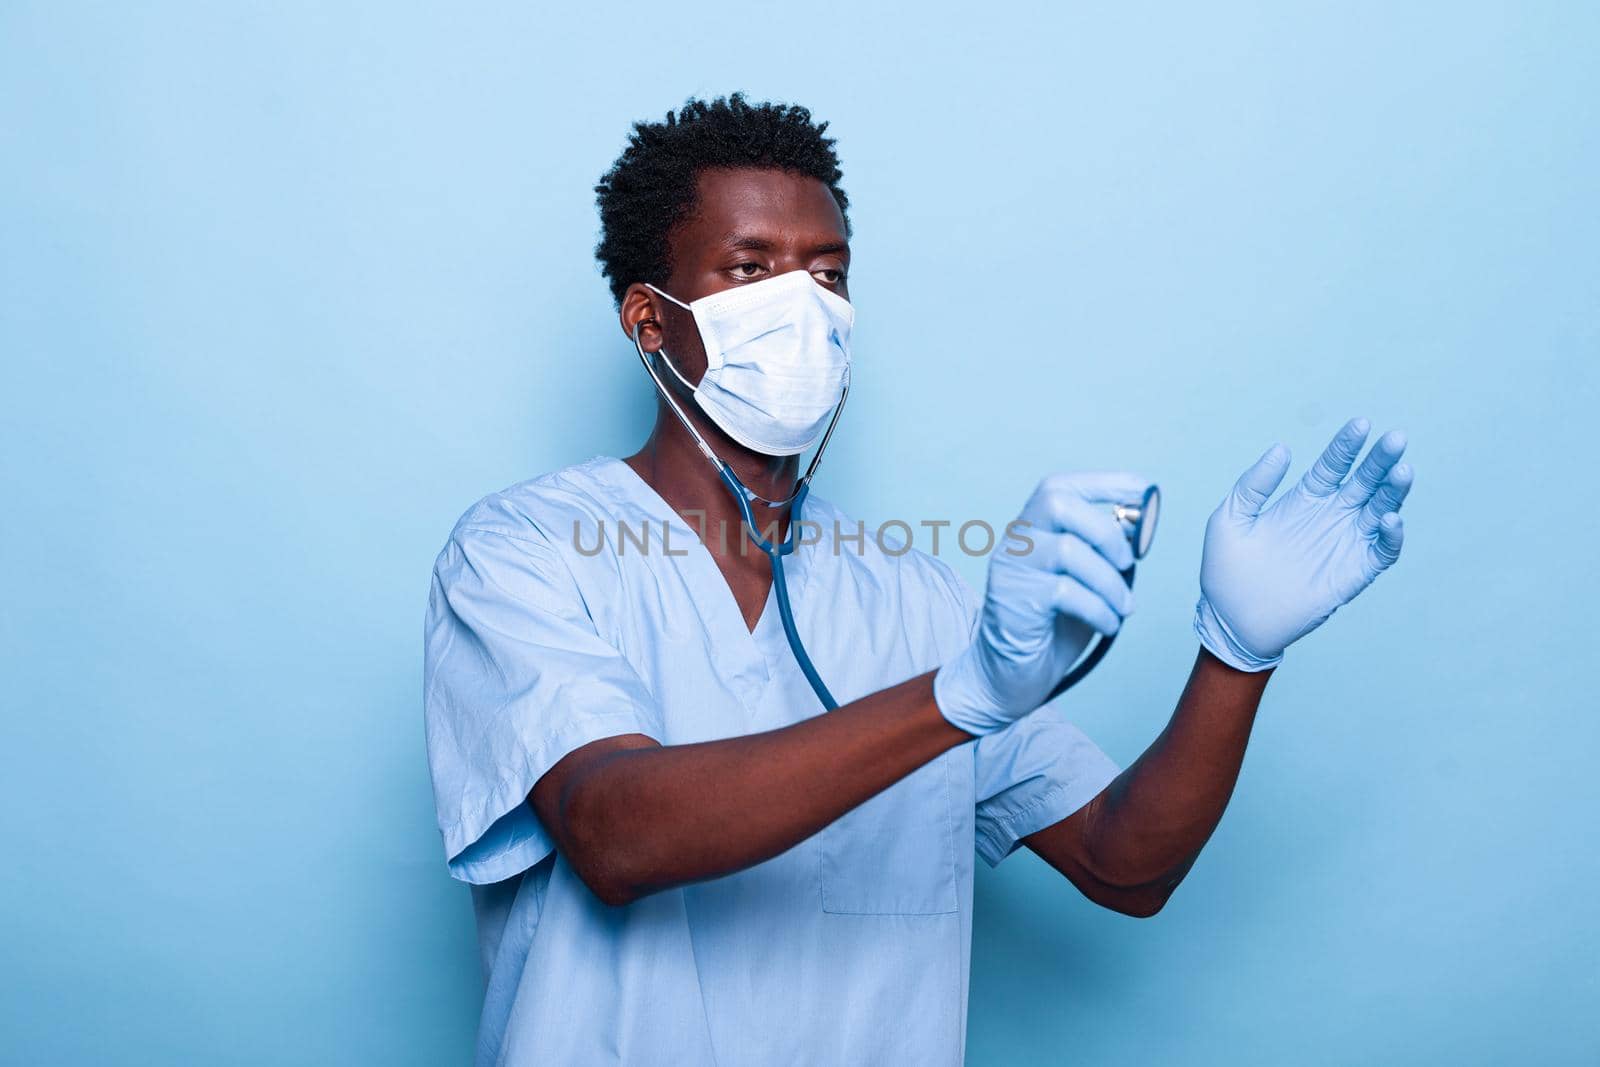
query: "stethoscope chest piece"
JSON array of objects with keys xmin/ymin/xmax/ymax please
[{"xmin": 1114, "ymin": 484, "xmax": 1161, "ymax": 561}]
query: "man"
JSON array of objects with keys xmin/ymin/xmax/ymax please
[{"xmin": 424, "ymin": 94, "xmax": 1412, "ymax": 1066}]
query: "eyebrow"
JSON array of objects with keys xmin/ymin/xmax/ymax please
[{"xmin": 722, "ymin": 233, "xmax": 850, "ymax": 256}]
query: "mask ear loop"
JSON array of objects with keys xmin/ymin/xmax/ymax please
[
  {"xmin": 631, "ymin": 319, "xmax": 722, "ymax": 469},
  {"xmin": 628, "ymin": 319, "xmax": 848, "ymax": 510}
]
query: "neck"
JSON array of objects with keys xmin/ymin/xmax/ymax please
[{"xmin": 624, "ymin": 402, "xmax": 801, "ymax": 557}]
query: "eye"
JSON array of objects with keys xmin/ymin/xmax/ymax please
[
  {"xmin": 812, "ymin": 268, "xmax": 845, "ymax": 285},
  {"xmin": 730, "ymin": 262, "xmax": 766, "ymax": 279}
]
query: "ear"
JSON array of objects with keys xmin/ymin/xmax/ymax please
[{"xmin": 620, "ymin": 283, "xmax": 667, "ymax": 353}]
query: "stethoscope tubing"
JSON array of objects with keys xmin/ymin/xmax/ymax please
[
  {"xmin": 717, "ymin": 465, "xmax": 841, "ymax": 711},
  {"xmin": 1044, "ymin": 563, "xmax": 1137, "ymax": 703}
]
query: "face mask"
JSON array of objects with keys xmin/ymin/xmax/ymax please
[{"xmin": 645, "ymin": 269, "xmax": 853, "ymax": 457}]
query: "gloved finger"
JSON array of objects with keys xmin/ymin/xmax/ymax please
[
  {"xmin": 1357, "ymin": 463, "xmax": 1413, "ymax": 535},
  {"xmin": 1039, "ymin": 471, "xmax": 1152, "ymax": 506},
  {"xmin": 1052, "ymin": 574, "xmax": 1123, "ymax": 637},
  {"xmin": 1047, "ymin": 532, "xmax": 1134, "ymax": 617},
  {"xmin": 1297, "ymin": 418, "xmax": 1371, "ymax": 497},
  {"xmin": 1225, "ymin": 443, "xmax": 1292, "ymax": 521},
  {"xmin": 1338, "ymin": 429, "xmax": 1408, "ymax": 508},
  {"xmin": 1029, "ymin": 491, "xmax": 1136, "ymax": 571},
  {"xmin": 1367, "ymin": 512, "xmax": 1404, "ymax": 573}
]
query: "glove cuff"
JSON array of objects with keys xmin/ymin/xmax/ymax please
[
  {"xmin": 1193, "ymin": 598, "xmax": 1284, "ymax": 673},
  {"xmin": 933, "ymin": 645, "xmax": 1003, "ymax": 737}
]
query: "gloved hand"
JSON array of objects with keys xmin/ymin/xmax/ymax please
[
  {"xmin": 1196, "ymin": 418, "xmax": 1413, "ymax": 672},
  {"xmin": 935, "ymin": 473, "xmax": 1149, "ymax": 736}
]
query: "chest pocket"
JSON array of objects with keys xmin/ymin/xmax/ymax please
[{"xmin": 819, "ymin": 749, "xmax": 960, "ymax": 915}]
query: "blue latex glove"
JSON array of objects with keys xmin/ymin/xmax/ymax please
[
  {"xmin": 1196, "ymin": 418, "xmax": 1413, "ymax": 672},
  {"xmin": 935, "ymin": 472, "xmax": 1149, "ymax": 736}
]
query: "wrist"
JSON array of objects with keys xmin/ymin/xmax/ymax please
[
  {"xmin": 932, "ymin": 645, "xmax": 1000, "ymax": 737},
  {"xmin": 1193, "ymin": 597, "xmax": 1284, "ymax": 673}
]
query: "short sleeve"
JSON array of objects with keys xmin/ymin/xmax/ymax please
[
  {"xmin": 424, "ymin": 525, "xmax": 663, "ymax": 885},
  {"xmin": 948, "ymin": 569, "xmax": 1122, "ymax": 868},
  {"xmin": 972, "ymin": 709, "xmax": 1121, "ymax": 867}
]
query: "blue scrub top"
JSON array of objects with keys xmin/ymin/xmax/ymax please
[{"xmin": 423, "ymin": 457, "xmax": 1120, "ymax": 1066}]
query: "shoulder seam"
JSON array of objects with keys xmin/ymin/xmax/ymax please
[
  {"xmin": 446, "ymin": 523, "xmax": 599, "ymax": 620},
  {"xmin": 453, "ymin": 524, "xmax": 553, "ymax": 548}
]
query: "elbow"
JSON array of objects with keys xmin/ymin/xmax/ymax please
[
  {"xmin": 1103, "ymin": 886, "xmax": 1172, "ymax": 918},
  {"xmin": 580, "ymin": 871, "xmax": 643, "ymax": 908},
  {"xmin": 1076, "ymin": 848, "xmax": 1190, "ymax": 919},
  {"xmin": 557, "ymin": 774, "xmax": 654, "ymax": 908},
  {"xmin": 1080, "ymin": 868, "xmax": 1182, "ymax": 918},
  {"xmin": 563, "ymin": 832, "xmax": 650, "ymax": 908}
]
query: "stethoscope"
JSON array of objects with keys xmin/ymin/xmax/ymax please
[
  {"xmin": 1044, "ymin": 483, "xmax": 1160, "ymax": 702},
  {"xmin": 631, "ymin": 321, "xmax": 1160, "ymax": 713}
]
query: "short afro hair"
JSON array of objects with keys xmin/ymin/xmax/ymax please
[{"xmin": 594, "ymin": 92, "xmax": 851, "ymax": 306}]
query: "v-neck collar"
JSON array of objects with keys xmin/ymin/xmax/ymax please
[{"xmin": 583, "ymin": 455, "xmax": 816, "ymax": 638}]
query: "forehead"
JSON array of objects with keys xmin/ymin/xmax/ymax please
[{"xmin": 669, "ymin": 167, "xmax": 847, "ymax": 256}]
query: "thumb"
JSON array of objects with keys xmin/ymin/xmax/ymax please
[
  {"xmin": 1226, "ymin": 443, "xmax": 1291, "ymax": 522},
  {"xmin": 1368, "ymin": 511, "xmax": 1405, "ymax": 573}
]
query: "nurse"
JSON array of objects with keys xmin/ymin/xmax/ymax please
[{"xmin": 423, "ymin": 94, "xmax": 1413, "ymax": 1067}]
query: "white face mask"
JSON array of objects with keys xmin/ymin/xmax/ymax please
[{"xmin": 646, "ymin": 269, "xmax": 853, "ymax": 457}]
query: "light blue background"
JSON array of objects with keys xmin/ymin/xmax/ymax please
[{"xmin": 3, "ymin": 3, "xmax": 1595, "ymax": 1064}]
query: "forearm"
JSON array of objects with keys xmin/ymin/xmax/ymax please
[
  {"xmin": 542, "ymin": 670, "xmax": 969, "ymax": 904},
  {"xmin": 1086, "ymin": 648, "xmax": 1269, "ymax": 888},
  {"xmin": 1027, "ymin": 648, "xmax": 1270, "ymax": 913}
]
